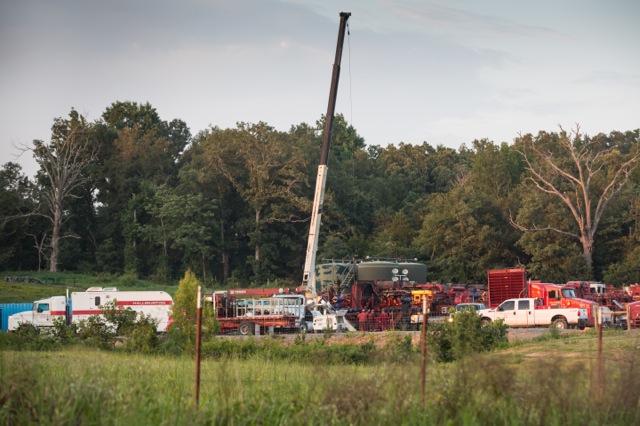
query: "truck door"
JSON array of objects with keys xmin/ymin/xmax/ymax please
[
  {"xmin": 34, "ymin": 302, "xmax": 53, "ymax": 327},
  {"xmin": 495, "ymin": 300, "xmax": 515, "ymax": 323},
  {"xmin": 515, "ymin": 299, "xmax": 532, "ymax": 326}
]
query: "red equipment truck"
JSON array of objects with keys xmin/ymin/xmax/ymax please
[
  {"xmin": 628, "ymin": 300, "xmax": 640, "ymax": 328},
  {"xmin": 528, "ymin": 281, "xmax": 597, "ymax": 327}
]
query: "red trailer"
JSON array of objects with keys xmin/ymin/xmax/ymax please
[{"xmin": 487, "ymin": 269, "xmax": 526, "ymax": 308}]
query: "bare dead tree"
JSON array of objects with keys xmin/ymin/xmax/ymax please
[
  {"xmin": 27, "ymin": 232, "xmax": 49, "ymax": 272},
  {"xmin": 25, "ymin": 110, "xmax": 97, "ymax": 272},
  {"xmin": 512, "ymin": 125, "xmax": 640, "ymax": 272}
]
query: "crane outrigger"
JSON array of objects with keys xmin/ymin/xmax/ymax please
[{"xmin": 302, "ymin": 11, "xmax": 351, "ymax": 300}]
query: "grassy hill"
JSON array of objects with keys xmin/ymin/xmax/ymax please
[{"xmin": 0, "ymin": 271, "xmax": 178, "ymax": 304}]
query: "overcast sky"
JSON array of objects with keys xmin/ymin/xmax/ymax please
[{"xmin": 1, "ymin": 0, "xmax": 639, "ymax": 178}]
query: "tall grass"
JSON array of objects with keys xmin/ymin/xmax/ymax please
[{"xmin": 1, "ymin": 333, "xmax": 639, "ymax": 425}]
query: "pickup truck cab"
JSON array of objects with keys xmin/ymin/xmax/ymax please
[{"xmin": 478, "ymin": 298, "xmax": 589, "ymax": 329}]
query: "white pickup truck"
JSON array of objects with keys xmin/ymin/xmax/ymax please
[{"xmin": 478, "ymin": 298, "xmax": 589, "ymax": 329}]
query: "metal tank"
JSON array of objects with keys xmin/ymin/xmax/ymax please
[
  {"xmin": 356, "ymin": 260, "xmax": 427, "ymax": 283},
  {"xmin": 315, "ymin": 262, "xmax": 349, "ymax": 292},
  {"xmin": 398, "ymin": 262, "xmax": 427, "ymax": 283}
]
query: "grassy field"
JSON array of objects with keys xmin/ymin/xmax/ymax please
[
  {"xmin": 1, "ymin": 330, "xmax": 639, "ymax": 425},
  {"xmin": 0, "ymin": 271, "xmax": 178, "ymax": 303}
]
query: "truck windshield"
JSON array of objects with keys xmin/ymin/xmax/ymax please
[{"xmin": 562, "ymin": 288, "xmax": 576, "ymax": 298}]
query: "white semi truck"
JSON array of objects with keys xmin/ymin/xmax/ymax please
[{"xmin": 7, "ymin": 287, "xmax": 173, "ymax": 332}]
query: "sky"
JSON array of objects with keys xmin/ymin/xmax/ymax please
[{"xmin": 1, "ymin": 0, "xmax": 639, "ymax": 178}]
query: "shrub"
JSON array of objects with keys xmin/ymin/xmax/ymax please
[
  {"xmin": 428, "ymin": 307, "xmax": 507, "ymax": 362},
  {"xmin": 119, "ymin": 271, "xmax": 139, "ymax": 287},
  {"xmin": 99, "ymin": 300, "xmax": 138, "ymax": 335},
  {"xmin": 380, "ymin": 334, "xmax": 417, "ymax": 363},
  {"xmin": 13, "ymin": 323, "xmax": 41, "ymax": 344},
  {"xmin": 123, "ymin": 314, "xmax": 160, "ymax": 353},
  {"xmin": 76, "ymin": 316, "xmax": 117, "ymax": 349},
  {"xmin": 50, "ymin": 317, "xmax": 77, "ymax": 344}
]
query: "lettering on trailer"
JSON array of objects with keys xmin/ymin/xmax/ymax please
[
  {"xmin": 229, "ymin": 290, "xmax": 247, "ymax": 294},
  {"xmin": 116, "ymin": 300, "xmax": 173, "ymax": 306},
  {"xmin": 73, "ymin": 300, "xmax": 172, "ymax": 315}
]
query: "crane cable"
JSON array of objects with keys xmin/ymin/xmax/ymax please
[
  {"xmin": 347, "ymin": 20, "xmax": 353, "ymax": 130},
  {"xmin": 346, "ymin": 21, "xmax": 357, "ymax": 225}
]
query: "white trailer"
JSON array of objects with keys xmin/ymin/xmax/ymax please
[{"xmin": 8, "ymin": 287, "xmax": 173, "ymax": 333}]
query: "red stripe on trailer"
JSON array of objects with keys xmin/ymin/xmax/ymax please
[
  {"xmin": 73, "ymin": 310, "xmax": 104, "ymax": 315},
  {"xmin": 51, "ymin": 311, "xmax": 67, "ymax": 316}
]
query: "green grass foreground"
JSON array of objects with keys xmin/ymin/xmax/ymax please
[{"xmin": 1, "ymin": 331, "xmax": 639, "ymax": 425}]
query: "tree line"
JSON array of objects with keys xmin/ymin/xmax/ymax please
[{"xmin": 1, "ymin": 101, "xmax": 639, "ymax": 286}]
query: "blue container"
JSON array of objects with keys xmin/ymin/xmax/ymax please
[{"xmin": 0, "ymin": 303, "xmax": 34, "ymax": 332}]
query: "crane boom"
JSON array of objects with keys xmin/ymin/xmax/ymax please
[{"xmin": 302, "ymin": 12, "xmax": 351, "ymax": 298}]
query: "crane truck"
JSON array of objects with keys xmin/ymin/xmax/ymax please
[{"xmin": 206, "ymin": 13, "xmax": 357, "ymax": 335}]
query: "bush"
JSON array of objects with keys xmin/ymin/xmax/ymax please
[
  {"xmin": 119, "ymin": 271, "xmax": 139, "ymax": 287},
  {"xmin": 13, "ymin": 323, "xmax": 41, "ymax": 344},
  {"xmin": 50, "ymin": 317, "xmax": 77, "ymax": 344},
  {"xmin": 380, "ymin": 334, "xmax": 418, "ymax": 363},
  {"xmin": 100, "ymin": 300, "xmax": 137, "ymax": 335},
  {"xmin": 123, "ymin": 314, "xmax": 160, "ymax": 353},
  {"xmin": 428, "ymin": 307, "xmax": 507, "ymax": 362},
  {"xmin": 76, "ymin": 316, "xmax": 117, "ymax": 349}
]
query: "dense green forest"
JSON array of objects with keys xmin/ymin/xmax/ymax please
[{"xmin": 1, "ymin": 101, "xmax": 639, "ymax": 286}]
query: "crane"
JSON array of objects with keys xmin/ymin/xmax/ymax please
[{"xmin": 301, "ymin": 12, "xmax": 351, "ymax": 300}]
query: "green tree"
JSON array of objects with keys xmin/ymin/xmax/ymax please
[
  {"xmin": 180, "ymin": 134, "xmax": 245, "ymax": 284},
  {"xmin": 0, "ymin": 162, "xmax": 41, "ymax": 270},
  {"xmin": 369, "ymin": 210, "xmax": 419, "ymax": 259},
  {"xmin": 417, "ymin": 182, "xmax": 517, "ymax": 283},
  {"xmin": 169, "ymin": 270, "xmax": 217, "ymax": 347},
  {"xmin": 470, "ymin": 139, "xmax": 523, "ymax": 204},
  {"xmin": 142, "ymin": 183, "xmax": 217, "ymax": 282},
  {"xmin": 94, "ymin": 101, "xmax": 191, "ymax": 277},
  {"xmin": 202, "ymin": 122, "xmax": 309, "ymax": 284},
  {"xmin": 604, "ymin": 246, "xmax": 640, "ymax": 284}
]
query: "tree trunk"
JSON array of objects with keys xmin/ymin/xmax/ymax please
[
  {"xmin": 254, "ymin": 208, "xmax": 261, "ymax": 262},
  {"xmin": 201, "ymin": 252, "xmax": 207, "ymax": 285},
  {"xmin": 219, "ymin": 218, "xmax": 229, "ymax": 284},
  {"xmin": 49, "ymin": 195, "xmax": 63, "ymax": 272},
  {"xmin": 580, "ymin": 233, "xmax": 594, "ymax": 271}
]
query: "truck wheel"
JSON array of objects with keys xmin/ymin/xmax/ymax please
[
  {"xmin": 238, "ymin": 321, "xmax": 254, "ymax": 335},
  {"xmin": 481, "ymin": 318, "xmax": 491, "ymax": 327},
  {"xmin": 551, "ymin": 318, "xmax": 568, "ymax": 330}
]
